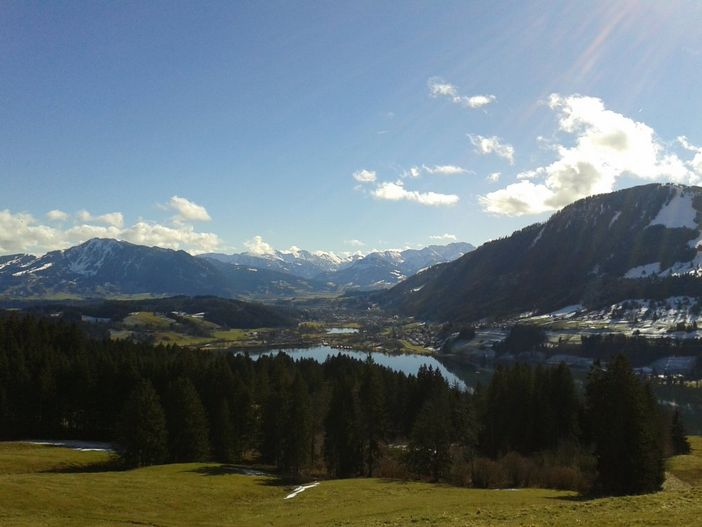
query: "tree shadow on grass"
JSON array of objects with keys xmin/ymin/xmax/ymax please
[
  {"xmin": 544, "ymin": 494, "xmax": 597, "ymax": 503},
  {"xmin": 188, "ymin": 465, "xmax": 316, "ymax": 488},
  {"xmin": 188, "ymin": 464, "xmax": 272, "ymax": 477},
  {"xmin": 42, "ymin": 456, "xmax": 125, "ymax": 474}
]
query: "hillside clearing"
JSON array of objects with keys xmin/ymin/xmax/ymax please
[{"xmin": 1, "ymin": 439, "xmax": 702, "ymax": 526}]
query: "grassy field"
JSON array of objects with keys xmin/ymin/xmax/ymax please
[
  {"xmin": 2, "ymin": 439, "xmax": 702, "ymax": 526},
  {"xmin": 122, "ymin": 311, "xmax": 174, "ymax": 329}
]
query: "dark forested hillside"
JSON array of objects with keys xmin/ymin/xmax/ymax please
[
  {"xmin": 7, "ymin": 296, "xmax": 300, "ymax": 329},
  {"xmin": 383, "ymin": 184, "xmax": 702, "ymax": 322}
]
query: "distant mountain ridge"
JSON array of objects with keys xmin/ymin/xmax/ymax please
[
  {"xmin": 383, "ymin": 184, "xmax": 702, "ymax": 322},
  {"xmin": 201, "ymin": 242, "xmax": 474, "ymax": 289},
  {"xmin": 0, "ymin": 239, "xmax": 472, "ymax": 299},
  {"xmin": 0, "ymin": 238, "xmax": 334, "ymax": 299},
  {"xmin": 200, "ymin": 247, "xmax": 351, "ymax": 279}
]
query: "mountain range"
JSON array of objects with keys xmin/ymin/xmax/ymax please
[
  {"xmin": 383, "ymin": 183, "xmax": 702, "ymax": 322},
  {"xmin": 200, "ymin": 242, "xmax": 473, "ymax": 289},
  {"xmin": 0, "ymin": 239, "xmax": 472, "ymax": 299}
]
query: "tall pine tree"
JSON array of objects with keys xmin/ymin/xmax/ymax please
[
  {"xmin": 407, "ymin": 393, "xmax": 452, "ymax": 481},
  {"xmin": 586, "ymin": 355, "xmax": 664, "ymax": 495},
  {"xmin": 280, "ymin": 374, "xmax": 312, "ymax": 479},
  {"xmin": 324, "ymin": 378, "xmax": 363, "ymax": 478},
  {"xmin": 118, "ymin": 380, "xmax": 168, "ymax": 467},
  {"xmin": 165, "ymin": 377, "xmax": 210, "ymax": 462},
  {"xmin": 670, "ymin": 408, "xmax": 691, "ymax": 455},
  {"xmin": 360, "ymin": 356, "xmax": 386, "ymax": 476}
]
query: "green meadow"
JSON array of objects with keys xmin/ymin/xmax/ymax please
[{"xmin": 1, "ymin": 438, "xmax": 702, "ymax": 526}]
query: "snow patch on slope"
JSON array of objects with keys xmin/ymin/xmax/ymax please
[
  {"xmin": 12, "ymin": 262, "xmax": 53, "ymax": 276},
  {"xmin": 0, "ymin": 255, "xmax": 30, "ymax": 271},
  {"xmin": 67, "ymin": 239, "xmax": 119, "ymax": 276},
  {"xmin": 529, "ymin": 226, "xmax": 545, "ymax": 249},
  {"xmin": 624, "ymin": 262, "xmax": 661, "ymax": 278},
  {"xmin": 648, "ymin": 189, "xmax": 698, "ymax": 229}
]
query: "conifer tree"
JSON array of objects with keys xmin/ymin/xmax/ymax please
[
  {"xmin": 165, "ymin": 377, "xmax": 210, "ymax": 462},
  {"xmin": 281, "ymin": 374, "xmax": 312, "ymax": 479},
  {"xmin": 586, "ymin": 355, "xmax": 664, "ymax": 495},
  {"xmin": 407, "ymin": 393, "xmax": 451, "ymax": 481},
  {"xmin": 360, "ymin": 356, "xmax": 386, "ymax": 476},
  {"xmin": 670, "ymin": 408, "xmax": 691, "ymax": 455},
  {"xmin": 324, "ymin": 379, "xmax": 363, "ymax": 478},
  {"xmin": 118, "ymin": 380, "xmax": 168, "ymax": 467},
  {"xmin": 211, "ymin": 398, "xmax": 236, "ymax": 463},
  {"xmin": 260, "ymin": 385, "xmax": 287, "ymax": 466}
]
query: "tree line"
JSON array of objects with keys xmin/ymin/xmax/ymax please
[{"xmin": 0, "ymin": 313, "xmax": 691, "ymax": 495}]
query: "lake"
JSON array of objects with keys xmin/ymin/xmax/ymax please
[{"xmin": 243, "ymin": 346, "xmax": 467, "ymax": 390}]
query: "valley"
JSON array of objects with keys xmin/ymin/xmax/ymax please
[{"xmin": 7, "ymin": 4, "xmax": 702, "ymax": 524}]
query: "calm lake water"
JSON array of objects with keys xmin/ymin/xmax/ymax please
[{"xmin": 245, "ymin": 346, "xmax": 467, "ymax": 390}]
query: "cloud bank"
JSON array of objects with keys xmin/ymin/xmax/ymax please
[
  {"xmin": 0, "ymin": 197, "xmax": 220, "ymax": 255},
  {"xmin": 353, "ymin": 169, "xmax": 459, "ymax": 207},
  {"xmin": 371, "ymin": 181, "xmax": 459, "ymax": 206},
  {"xmin": 480, "ymin": 94, "xmax": 702, "ymax": 216},
  {"xmin": 168, "ymin": 195, "xmax": 212, "ymax": 222},
  {"xmin": 244, "ymin": 235, "xmax": 275, "ymax": 255}
]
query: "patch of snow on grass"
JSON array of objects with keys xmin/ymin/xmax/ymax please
[
  {"xmin": 549, "ymin": 304, "xmax": 584, "ymax": 317},
  {"xmin": 22, "ymin": 440, "xmax": 114, "ymax": 452},
  {"xmin": 648, "ymin": 189, "xmax": 698, "ymax": 229},
  {"xmin": 284, "ymin": 481, "xmax": 319, "ymax": 500}
]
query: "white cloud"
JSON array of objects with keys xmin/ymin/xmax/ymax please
[
  {"xmin": 428, "ymin": 80, "xmax": 458, "ymax": 98},
  {"xmin": 0, "ymin": 210, "xmax": 61, "ymax": 254},
  {"xmin": 429, "ymin": 233, "xmax": 457, "ymax": 242},
  {"xmin": 422, "ymin": 164, "xmax": 469, "ymax": 175},
  {"xmin": 77, "ymin": 210, "xmax": 93, "ymax": 222},
  {"xmin": 428, "ymin": 77, "xmax": 496, "ymax": 109},
  {"xmin": 46, "ymin": 209, "xmax": 69, "ymax": 222},
  {"xmin": 64, "ymin": 224, "xmax": 121, "ymax": 243},
  {"xmin": 121, "ymin": 222, "xmax": 219, "ymax": 253},
  {"xmin": 0, "ymin": 203, "xmax": 221, "ymax": 256},
  {"xmin": 345, "ymin": 239, "xmax": 365, "ymax": 247},
  {"xmin": 469, "ymin": 134, "xmax": 515, "ymax": 164},
  {"xmin": 168, "ymin": 195, "xmax": 211, "ymax": 222},
  {"xmin": 487, "ymin": 172, "xmax": 501, "ymax": 183},
  {"xmin": 463, "ymin": 94, "xmax": 496, "ymax": 109},
  {"xmin": 352, "ymin": 169, "xmax": 377, "ymax": 183},
  {"xmin": 244, "ymin": 235, "xmax": 275, "ymax": 255},
  {"xmin": 371, "ymin": 180, "xmax": 459, "ymax": 206},
  {"xmin": 480, "ymin": 180, "xmax": 555, "ymax": 215},
  {"xmin": 678, "ymin": 136, "xmax": 702, "ymax": 175},
  {"xmin": 480, "ymin": 94, "xmax": 701, "ymax": 216},
  {"xmin": 403, "ymin": 164, "xmax": 469, "ymax": 178},
  {"xmin": 95, "ymin": 212, "xmax": 124, "ymax": 228}
]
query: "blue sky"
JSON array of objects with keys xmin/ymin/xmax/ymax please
[{"xmin": 2, "ymin": 1, "xmax": 702, "ymax": 255}]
